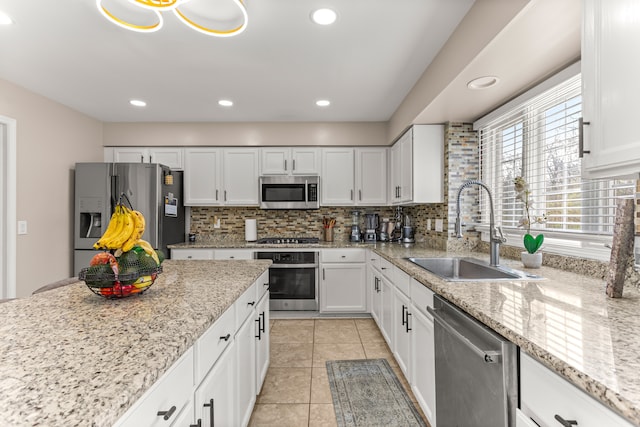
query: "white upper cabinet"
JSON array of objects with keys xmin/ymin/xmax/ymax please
[
  {"xmin": 581, "ymin": 0, "xmax": 640, "ymax": 178},
  {"xmin": 184, "ymin": 148, "xmax": 222, "ymax": 206},
  {"xmin": 355, "ymin": 148, "xmax": 387, "ymax": 206},
  {"xmin": 321, "ymin": 148, "xmax": 355, "ymax": 205},
  {"xmin": 390, "ymin": 125, "xmax": 444, "ymax": 205},
  {"xmin": 105, "ymin": 147, "xmax": 184, "ymax": 170},
  {"xmin": 260, "ymin": 148, "xmax": 320, "ymax": 175},
  {"xmin": 223, "ymin": 149, "xmax": 260, "ymax": 205}
]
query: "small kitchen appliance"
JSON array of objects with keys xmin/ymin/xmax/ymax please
[
  {"xmin": 350, "ymin": 210, "xmax": 362, "ymax": 242},
  {"xmin": 402, "ymin": 213, "xmax": 415, "ymax": 243},
  {"xmin": 364, "ymin": 212, "xmax": 379, "ymax": 242},
  {"xmin": 379, "ymin": 218, "xmax": 391, "ymax": 242},
  {"xmin": 259, "ymin": 175, "xmax": 319, "ymax": 209}
]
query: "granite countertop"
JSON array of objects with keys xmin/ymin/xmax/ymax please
[
  {"xmin": 0, "ymin": 259, "xmax": 271, "ymax": 427},
  {"xmin": 169, "ymin": 239, "xmax": 640, "ymax": 425}
]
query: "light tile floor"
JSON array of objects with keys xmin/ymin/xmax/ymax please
[{"xmin": 248, "ymin": 318, "xmax": 429, "ymax": 427}]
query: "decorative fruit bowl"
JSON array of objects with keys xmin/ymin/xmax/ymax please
[{"xmin": 79, "ymin": 194, "xmax": 164, "ymax": 299}]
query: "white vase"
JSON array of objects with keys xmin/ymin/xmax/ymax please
[{"xmin": 521, "ymin": 251, "xmax": 542, "ymax": 268}]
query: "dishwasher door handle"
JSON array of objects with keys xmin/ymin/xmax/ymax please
[{"xmin": 427, "ymin": 306, "xmax": 502, "ymax": 364}]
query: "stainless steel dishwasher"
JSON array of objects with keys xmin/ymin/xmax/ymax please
[{"xmin": 427, "ymin": 295, "xmax": 518, "ymax": 427}]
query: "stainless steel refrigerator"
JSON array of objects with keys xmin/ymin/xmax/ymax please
[{"xmin": 74, "ymin": 162, "xmax": 185, "ymax": 274}]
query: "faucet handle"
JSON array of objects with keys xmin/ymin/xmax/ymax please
[{"xmin": 495, "ymin": 226, "xmax": 507, "ymax": 243}]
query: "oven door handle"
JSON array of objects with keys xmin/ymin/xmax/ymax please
[{"xmin": 269, "ymin": 263, "xmax": 318, "ymax": 269}]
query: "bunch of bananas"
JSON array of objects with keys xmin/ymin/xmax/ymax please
[{"xmin": 93, "ymin": 204, "xmax": 147, "ymax": 253}]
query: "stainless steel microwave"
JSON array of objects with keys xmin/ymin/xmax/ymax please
[{"xmin": 259, "ymin": 175, "xmax": 319, "ymax": 209}]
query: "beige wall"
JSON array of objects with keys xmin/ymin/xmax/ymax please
[
  {"xmin": 103, "ymin": 121, "xmax": 388, "ymax": 147},
  {"xmin": 0, "ymin": 79, "xmax": 103, "ymax": 297}
]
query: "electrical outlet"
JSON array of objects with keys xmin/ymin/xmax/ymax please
[
  {"xmin": 17, "ymin": 220, "xmax": 27, "ymax": 235},
  {"xmin": 213, "ymin": 216, "xmax": 221, "ymax": 229},
  {"xmin": 426, "ymin": 219, "xmax": 432, "ymax": 230},
  {"xmin": 435, "ymin": 219, "xmax": 444, "ymax": 232}
]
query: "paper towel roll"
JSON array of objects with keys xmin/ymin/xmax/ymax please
[{"xmin": 245, "ymin": 219, "xmax": 257, "ymax": 241}]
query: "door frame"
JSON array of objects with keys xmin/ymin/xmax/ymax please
[{"xmin": 1, "ymin": 115, "xmax": 17, "ymax": 298}]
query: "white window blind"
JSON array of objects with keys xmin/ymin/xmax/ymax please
[{"xmin": 478, "ymin": 73, "xmax": 635, "ymax": 257}]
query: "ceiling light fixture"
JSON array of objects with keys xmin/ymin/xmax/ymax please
[
  {"xmin": 129, "ymin": 99, "xmax": 147, "ymax": 107},
  {"xmin": 0, "ymin": 10, "xmax": 13, "ymax": 25},
  {"xmin": 316, "ymin": 100, "xmax": 330, "ymax": 107},
  {"xmin": 311, "ymin": 8, "xmax": 337, "ymax": 25},
  {"xmin": 218, "ymin": 99, "xmax": 233, "ymax": 107},
  {"xmin": 96, "ymin": 0, "xmax": 248, "ymax": 37},
  {"xmin": 467, "ymin": 76, "xmax": 500, "ymax": 90}
]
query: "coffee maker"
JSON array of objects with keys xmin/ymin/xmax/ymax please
[
  {"xmin": 364, "ymin": 213, "xmax": 379, "ymax": 242},
  {"xmin": 350, "ymin": 210, "xmax": 362, "ymax": 242}
]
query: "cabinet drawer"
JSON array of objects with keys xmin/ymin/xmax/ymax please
[
  {"xmin": 195, "ymin": 305, "xmax": 236, "ymax": 383},
  {"xmin": 235, "ymin": 281, "xmax": 258, "ymax": 329},
  {"xmin": 368, "ymin": 250, "xmax": 381, "ymax": 269},
  {"xmin": 115, "ymin": 347, "xmax": 194, "ymax": 427},
  {"xmin": 255, "ymin": 270, "xmax": 270, "ymax": 300},
  {"xmin": 322, "ymin": 249, "xmax": 366, "ymax": 263},
  {"xmin": 520, "ymin": 352, "xmax": 633, "ymax": 427},
  {"xmin": 410, "ymin": 279, "xmax": 433, "ymax": 316},
  {"xmin": 170, "ymin": 249, "xmax": 215, "ymax": 260},
  {"xmin": 394, "ymin": 268, "xmax": 411, "ymax": 297},
  {"xmin": 379, "ymin": 258, "xmax": 394, "ymax": 278},
  {"xmin": 214, "ymin": 249, "xmax": 254, "ymax": 260}
]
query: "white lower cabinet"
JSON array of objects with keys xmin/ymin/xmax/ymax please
[
  {"xmin": 236, "ymin": 304, "xmax": 257, "ymax": 427},
  {"xmin": 214, "ymin": 249, "xmax": 255, "ymax": 260},
  {"xmin": 379, "ymin": 275, "xmax": 394, "ymax": 346},
  {"xmin": 170, "ymin": 249, "xmax": 215, "ymax": 260},
  {"xmin": 369, "ymin": 265, "xmax": 382, "ymax": 324},
  {"xmin": 392, "ymin": 286, "xmax": 411, "ymax": 378},
  {"xmin": 255, "ymin": 290, "xmax": 270, "ymax": 394},
  {"xmin": 520, "ymin": 352, "xmax": 633, "ymax": 427},
  {"xmin": 320, "ymin": 249, "xmax": 367, "ymax": 313},
  {"xmin": 194, "ymin": 342, "xmax": 237, "ymax": 427}
]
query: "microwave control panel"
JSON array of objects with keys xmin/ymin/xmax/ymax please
[{"xmin": 308, "ymin": 183, "xmax": 318, "ymax": 201}]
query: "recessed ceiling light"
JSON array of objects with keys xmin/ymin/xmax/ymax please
[
  {"xmin": 467, "ymin": 76, "xmax": 500, "ymax": 90},
  {"xmin": 218, "ymin": 99, "xmax": 233, "ymax": 107},
  {"xmin": 316, "ymin": 100, "xmax": 331, "ymax": 107},
  {"xmin": 129, "ymin": 99, "xmax": 147, "ymax": 107},
  {"xmin": 311, "ymin": 8, "xmax": 337, "ymax": 25},
  {"xmin": 0, "ymin": 10, "xmax": 13, "ymax": 25}
]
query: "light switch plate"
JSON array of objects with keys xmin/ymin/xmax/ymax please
[
  {"xmin": 213, "ymin": 216, "xmax": 221, "ymax": 229},
  {"xmin": 17, "ymin": 220, "xmax": 27, "ymax": 235},
  {"xmin": 435, "ymin": 219, "xmax": 444, "ymax": 232}
]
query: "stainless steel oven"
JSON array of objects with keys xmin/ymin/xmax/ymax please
[{"xmin": 255, "ymin": 251, "xmax": 319, "ymax": 311}]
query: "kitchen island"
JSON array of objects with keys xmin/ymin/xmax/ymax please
[
  {"xmin": 0, "ymin": 259, "xmax": 271, "ymax": 426},
  {"xmin": 171, "ymin": 240, "xmax": 640, "ymax": 425}
]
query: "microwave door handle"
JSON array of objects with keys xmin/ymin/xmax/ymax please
[{"xmin": 305, "ymin": 179, "xmax": 308, "ymax": 207}]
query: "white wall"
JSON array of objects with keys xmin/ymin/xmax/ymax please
[{"xmin": 0, "ymin": 78, "xmax": 103, "ymax": 297}]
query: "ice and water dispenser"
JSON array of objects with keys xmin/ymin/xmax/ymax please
[{"xmin": 78, "ymin": 197, "xmax": 105, "ymax": 239}]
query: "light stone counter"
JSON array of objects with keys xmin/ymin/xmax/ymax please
[
  {"xmin": 170, "ymin": 239, "xmax": 640, "ymax": 425},
  {"xmin": 0, "ymin": 259, "xmax": 271, "ymax": 427}
]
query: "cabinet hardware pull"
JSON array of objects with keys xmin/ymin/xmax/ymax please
[
  {"xmin": 323, "ymin": 268, "xmax": 325, "ymax": 280},
  {"xmin": 260, "ymin": 312, "xmax": 266, "ymax": 333},
  {"xmin": 190, "ymin": 419, "xmax": 202, "ymax": 427},
  {"xmin": 203, "ymin": 398, "xmax": 214, "ymax": 427},
  {"xmin": 401, "ymin": 304, "xmax": 407, "ymax": 326},
  {"xmin": 255, "ymin": 318, "xmax": 262, "ymax": 339},
  {"xmin": 350, "ymin": 189, "xmax": 354, "ymax": 200},
  {"xmin": 359, "ymin": 189, "xmax": 362, "ymax": 201},
  {"xmin": 219, "ymin": 333, "xmax": 231, "ymax": 341},
  {"xmin": 224, "ymin": 190, "xmax": 227, "ymax": 201},
  {"xmin": 578, "ymin": 118, "xmax": 591, "ymax": 157},
  {"xmin": 554, "ymin": 415, "xmax": 578, "ymax": 427},
  {"xmin": 215, "ymin": 189, "xmax": 219, "ymax": 201},
  {"xmin": 157, "ymin": 405, "xmax": 177, "ymax": 420},
  {"xmin": 140, "ymin": 155, "xmax": 144, "ymax": 163},
  {"xmin": 149, "ymin": 155, "xmax": 152, "ymax": 163},
  {"xmin": 248, "ymin": 301, "xmax": 255, "ymax": 306},
  {"xmin": 406, "ymin": 312, "xmax": 412, "ymax": 333},
  {"xmin": 284, "ymin": 159, "xmax": 287, "ymax": 171},
  {"xmin": 293, "ymin": 159, "xmax": 296, "ymax": 170}
]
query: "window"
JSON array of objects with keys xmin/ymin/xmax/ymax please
[{"xmin": 476, "ymin": 70, "xmax": 635, "ymax": 260}]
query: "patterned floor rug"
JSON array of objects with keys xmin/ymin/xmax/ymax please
[{"xmin": 326, "ymin": 359, "xmax": 428, "ymax": 427}]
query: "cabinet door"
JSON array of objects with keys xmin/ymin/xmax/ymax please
[
  {"xmin": 255, "ymin": 292, "xmax": 270, "ymax": 394},
  {"xmin": 410, "ymin": 306, "xmax": 436, "ymax": 427},
  {"xmin": 223, "ymin": 149, "xmax": 260, "ymax": 205},
  {"xmin": 261, "ymin": 148, "xmax": 289, "ymax": 175},
  {"xmin": 393, "ymin": 287, "xmax": 411, "ymax": 378},
  {"xmin": 214, "ymin": 249, "xmax": 255, "ymax": 260},
  {"xmin": 184, "ymin": 148, "xmax": 222, "ymax": 206},
  {"xmin": 398, "ymin": 133, "xmax": 413, "ymax": 203},
  {"xmin": 291, "ymin": 147, "xmax": 320, "ymax": 175},
  {"xmin": 355, "ymin": 148, "xmax": 387, "ymax": 205},
  {"xmin": 194, "ymin": 343, "xmax": 236, "ymax": 427},
  {"xmin": 582, "ymin": 0, "xmax": 640, "ymax": 178},
  {"xmin": 379, "ymin": 276, "xmax": 394, "ymax": 345},
  {"xmin": 321, "ymin": 148, "xmax": 355, "ymax": 205},
  {"xmin": 368, "ymin": 266, "xmax": 382, "ymax": 324},
  {"xmin": 389, "ymin": 132, "xmax": 408, "ymax": 204},
  {"xmin": 148, "ymin": 148, "xmax": 183, "ymax": 170},
  {"xmin": 114, "ymin": 147, "xmax": 148, "ymax": 164},
  {"xmin": 170, "ymin": 249, "xmax": 215, "ymax": 260},
  {"xmin": 236, "ymin": 315, "xmax": 257, "ymax": 427},
  {"xmin": 320, "ymin": 263, "xmax": 367, "ymax": 312}
]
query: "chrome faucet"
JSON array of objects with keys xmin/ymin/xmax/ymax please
[{"xmin": 455, "ymin": 179, "xmax": 506, "ymax": 267}]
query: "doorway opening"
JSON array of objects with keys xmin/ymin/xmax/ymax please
[{"xmin": 0, "ymin": 116, "xmax": 17, "ymax": 298}]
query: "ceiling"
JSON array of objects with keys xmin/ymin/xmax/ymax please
[{"xmin": 0, "ymin": 0, "xmax": 580, "ymax": 125}]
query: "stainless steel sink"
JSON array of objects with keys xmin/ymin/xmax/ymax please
[{"xmin": 405, "ymin": 257, "xmax": 543, "ymax": 282}]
